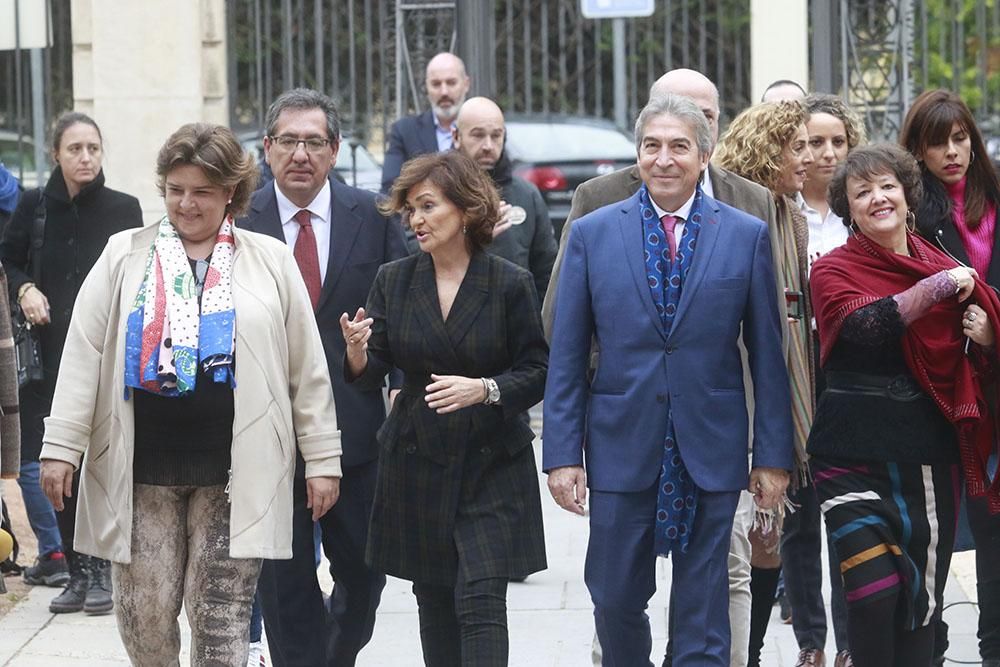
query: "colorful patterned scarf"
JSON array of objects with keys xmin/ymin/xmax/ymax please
[
  {"xmin": 639, "ymin": 183, "xmax": 704, "ymax": 557},
  {"xmin": 124, "ymin": 216, "xmax": 236, "ymax": 397}
]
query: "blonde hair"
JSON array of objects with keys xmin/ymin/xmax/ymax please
[{"xmin": 713, "ymin": 101, "xmax": 809, "ymax": 193}]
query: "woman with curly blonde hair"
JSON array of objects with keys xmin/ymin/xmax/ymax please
[{"xmin": 715, "ymin": 100, "xmax": 815, "ymax": 667}]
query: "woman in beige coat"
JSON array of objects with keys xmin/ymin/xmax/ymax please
[{"xmin": 39, "ymin": 123, "xmax": 342, "ymax": 666}]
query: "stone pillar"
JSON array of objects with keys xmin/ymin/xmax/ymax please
[
  {"xmin": 749, "ymin": 0, "xmax": 809, "ymax": 101},
  {"xmin": 71, "ymin": 0, "xmax": 227, "ymax": 222}
]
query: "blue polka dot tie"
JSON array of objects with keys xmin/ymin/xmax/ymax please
[{"xmin": 638, "ymin": 184, "xmax": 702, "ymax": 557}]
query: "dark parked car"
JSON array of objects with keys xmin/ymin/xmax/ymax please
[{"xmin": 504, "ymin": 115, "xmax": 637, "ymax": 241}]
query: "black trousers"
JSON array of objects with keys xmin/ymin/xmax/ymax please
[
  {"xmin": 412, "ymin": 576, "xmax": 509, "ymax": 667},
  {"xmin": 258, "ymin": 458, "xmax": 386, "ymax": 667}
]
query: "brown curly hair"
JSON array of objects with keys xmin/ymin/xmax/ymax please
[
  {"xmin": 804, "ymin": 93, "xmax": 867, "ymax": 150},
  {"xmin": 155, "ymin": 123, "xmax": 259, "ymax": 218},
  {"xmin": 827, "ymin": 143, "xmax": 923, "ymax": 223},
  {"xmin": 713, "ymin": 101, "xmax": 809, "ymax": 193},
  {"xmin": 379, "ymin": 151, "xmax": 500, "ymax": 253}
]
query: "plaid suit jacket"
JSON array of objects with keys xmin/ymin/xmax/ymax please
[{"xmin": 351, "ymin": 250, "xmax": 548, "ymax": 584}]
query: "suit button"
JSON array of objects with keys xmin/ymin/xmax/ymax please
[
  {"xmin": 665, "ymin": 346, "xmax": 674, "ymax": 354},
  {"xmin": 405, "ymin": 445, "xmax": 416, "ymax": 454},
  {"xmin": 656, "ymin": 394, "xmax": 666, "ymax": 404},
  {"xmin": 480, "ymin": 446, "xmax": 492, "ymax": 455}
]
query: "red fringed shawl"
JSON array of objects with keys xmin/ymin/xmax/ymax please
[{"xmin": 811, "ymin": 232, "xmax": 1000, "ymax": 512}]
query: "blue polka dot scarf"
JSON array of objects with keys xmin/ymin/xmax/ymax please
[{"xmin": 639, "ymin": 183, "xmax": 703, "ymax": 557}]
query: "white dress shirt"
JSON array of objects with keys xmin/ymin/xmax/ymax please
[
  {"xmin": 649, "ymin": 189, "xmax": 697, "ymax": 242},
  {"xmin": 797, "ymin": 193, "xmax": 848, "ymax": 276},
  {"xmin": 275, "ymin": 180, "xmax": 332, "ymax": 283}
]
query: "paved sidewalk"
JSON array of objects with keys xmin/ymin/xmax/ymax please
[{"xmin": 0, "ymin": 440, "xmax": 983, "ymax": 665}]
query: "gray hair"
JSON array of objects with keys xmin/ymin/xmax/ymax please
[
  {"xmin": 264, "ymin": 88, "xmax": 341, "ymax": 142},
  {"xmin": 634, "ymin": 94, "xmax": 712, "ymax": 157}
]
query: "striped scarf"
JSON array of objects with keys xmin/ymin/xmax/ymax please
[{"xmin": 775, "ymin": 195, "xmax": 814, "ymax": 488}]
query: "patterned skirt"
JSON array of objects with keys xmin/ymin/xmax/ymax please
[{"xmin": 811, "ymin": 457, "xmax": 959, "ymax": 631}]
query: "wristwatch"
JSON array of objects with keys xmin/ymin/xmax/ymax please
[{"xmin": 482, "ymin": 377, "xmax": 501, "ymax": 405}]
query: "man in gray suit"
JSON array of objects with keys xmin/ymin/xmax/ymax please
[{"xmin": 543, "ymin": 68, "xmax": 785, "ymax": 667}]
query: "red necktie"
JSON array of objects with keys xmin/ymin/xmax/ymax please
[
  {"xmin": 661, "ymin": 214, "xmax": 678, "ymax": 263},
  {"xmin": 293, "ymin": 209, "xmax": 321, "ymax": 310}
]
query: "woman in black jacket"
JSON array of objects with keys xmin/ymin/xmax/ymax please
[
  {"xmin": 0, "ymin": 111, "xmax": 142, "ymax": 615},
  {"xmin": 901, "ymin": 89, "xmax": 1000, "ymax": 667}
]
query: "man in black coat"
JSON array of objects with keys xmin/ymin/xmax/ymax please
[
  {"xmin": 237, "ymin": 88, "xmax": 408, "ymax": 667},
  {"xmin": 380, "ymin": 52, "xmax": 470, "ymax": 194},
  {"xmin": 452, "ymin": 96, "xmax": 557, "ymax": 301}
]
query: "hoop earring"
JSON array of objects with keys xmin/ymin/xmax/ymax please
[
  {"xmin": 906, "ymin": 209, "xmax": 916, "ymax": 233},
  {"xmin": 971, "ymin": 150, "xmax": 976, "ymax": 163},
  {"xmin": 849, "ymin": 220, "xmax": 860, "ymax": 234}
]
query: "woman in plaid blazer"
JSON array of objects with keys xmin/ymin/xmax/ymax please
[{"xmin": 343, "ymin": 151, "xmax": 548, "ymax": 665}]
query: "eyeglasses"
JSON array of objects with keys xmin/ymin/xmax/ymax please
[{"xmin": 268, "ymin": 135, "xmax": 332, "ymax": 153}]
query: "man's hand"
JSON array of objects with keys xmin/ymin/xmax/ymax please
[
  {"xmin": 306, "ymin": 476, "xmax": 341, "ymax": 521},
  {"xmin": 547, "ymin": 465, "xmax": 587, "ymax": 515},
  {"xmin": 40, "ymin": 460, "xmax": 75, "ymax": 511},
  {"xmin": 749, "ymin": 467, "xmax": 789, "ymax": 511}
]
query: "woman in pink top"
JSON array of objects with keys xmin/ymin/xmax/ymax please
[{"xmin": 901, "ymin": 88, "xmax": 1000, "ymax": 667}]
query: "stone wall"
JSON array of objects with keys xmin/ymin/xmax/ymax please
[{"xmin": 71, "ymin": 0, "xmax": 227, "ymax": 222}]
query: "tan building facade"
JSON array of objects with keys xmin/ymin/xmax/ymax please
[{"xmin": 72, "ymin": 0, "xmax": 227, "ymax": 222}]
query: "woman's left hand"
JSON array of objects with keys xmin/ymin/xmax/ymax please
[
  {"xmin": 425, "ymin": 374, "xmax": 488, "ymax": 414},
  {"xmin": 306, "ymin": 476, "xmax": 340, "ymax": 521},
  {"xmin": 963, "ymin": 304, "xmax": 995, "ymax": 347}
]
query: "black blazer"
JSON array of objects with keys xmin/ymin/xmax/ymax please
[
  {"xmin": 236, "ymin": 176, "xmax": 408, "ymax": 467},
  {"xmin": 381, "ymin": 109, "xmax": 440, "ymax": 194},
  {"xmin": 351, "ymin": 251, "xmax": 548, "ymax": 584}
]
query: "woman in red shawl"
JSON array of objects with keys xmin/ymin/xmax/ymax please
[{"xmin": 809, "ymin": 143, "xmax": 1000, "ymax": 667}]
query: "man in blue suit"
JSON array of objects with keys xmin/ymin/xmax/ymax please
[
  {"xmin": 380, "ymin": 52, "xmax": 470, "ymax": 194},
  {"xmin": 543, "ymin": 93, "xmax": 793, "ymax": 666},
  {"xmin": 237, "ymin": 88, "xmax": 408, "ymax": 666}
]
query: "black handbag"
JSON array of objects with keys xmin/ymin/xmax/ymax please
[{"xmin": 11, "ymin": 195, "xmax": 45, "ymax": 386}]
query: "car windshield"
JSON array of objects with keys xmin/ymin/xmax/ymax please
[
  {"xmin": 334, "ymin": 144, "xmax": 380, "ymax": 172},
  {"xmin": 505, "ymin": 122, "xmax": 636, "ymax": 162}
]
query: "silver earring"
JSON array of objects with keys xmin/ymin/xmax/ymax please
[
  {"xmin": 462, "ymin": 225, "xmax": 467, "ymax": 235},
  {"xmin": 971, "ymin": 150, "xmax": 976, "ymax": 162}
]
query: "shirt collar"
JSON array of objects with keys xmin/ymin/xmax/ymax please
[
  {"xmin": 274, "ymin": 179, "xmax": 331, "ymax": 226},
  {"xmin": 796, "ymin": 192, "xmax": 816, "ymax": 215},
  {"xmin": 701, "ymin": 167, "xmax": 714, "ymax": 199},
  {"xmin": 648, "ymin": 188, "xmax": 696, "ymax": 221}
]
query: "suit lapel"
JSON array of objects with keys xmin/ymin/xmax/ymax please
[
  {"xmin": 420, "ymin": 110, "xmax": 441, "ymax": 154},
  {"xmin": 247, "ymin": 185, "xmax": 285, "ymax": 242},
  {"xmin": 669, "ymin": 197, "xmax": 723, "ymax": 336},
  {"xmin": 317, "ymin": 178, "xmax": 362, "ymax": 312},
  {"xmin": 409, "ymin": 253, "xmax": 462, "ymax": 369},
  {"xmin": 707, "ymin": 164, "xmax": 734, "ymax": 206},
  {"xmin": 618, "ymin": 193, "xmax": 667, "ymax": 341},
  {"xmin": 444, "ymin": 251, "xmax": 489, "ymax": 349}
]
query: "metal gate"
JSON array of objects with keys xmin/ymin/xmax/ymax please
[{"xmin": 225, "ymin": 0, "xmax": 757, "ymax": 151}]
